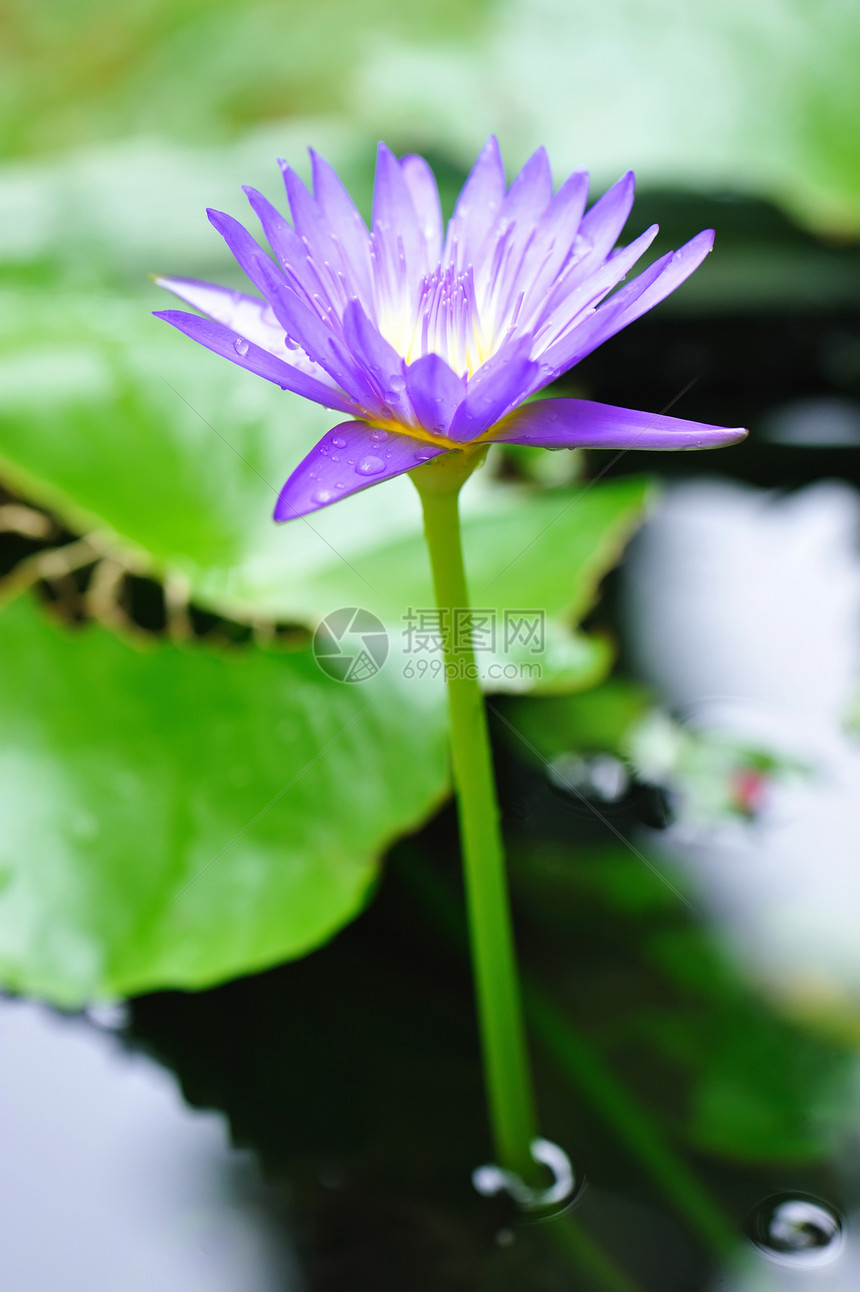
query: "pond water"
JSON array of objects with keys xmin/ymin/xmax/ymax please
[{"xmin": 3, "ymin": 194, "xmax": 860, "ymax": 1289}]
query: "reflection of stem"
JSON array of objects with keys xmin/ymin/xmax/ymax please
[
  {"xmin": 547, "ymin": 1213, "xmax": 638, "ymax": 1292},
  {"xmin": 413, "ymin": 456, "xmax": 539, "ymax": 1186},
  {"xmin": 525, "ymin": 986, "xmax": 738, "ymax": 1256},
  {"xmin": 398, "ymin": 849, "xmax": 737, "ymax": 1260}
]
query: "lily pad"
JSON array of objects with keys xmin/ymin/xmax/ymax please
[
  {"xmin": 0, "ymin": 595, "xmax": 449, "ymax": 1004},
  {"xmin": 0, "ymin": 288, "xmax": 652, "ymax": 691}
]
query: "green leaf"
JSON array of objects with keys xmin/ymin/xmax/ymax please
[
  {"xmin": 0, "ymin": 288, "xmax": 651, "ymax": 692},
  {"xmin": 358, "ymin": 0, "xmax": 860, "ymax": 238},
  {"xmin": 0, "ymin": 2, "xmax": 487, "ymax": 163},
  {"xmin": 0, "ymin": 595, "xmax": 449, "ymax": 1005}
]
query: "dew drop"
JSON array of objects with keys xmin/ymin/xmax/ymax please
[
  {"xmin": 233, "ymin": 337, "xmax": 249, "ymax": 356},
  {"xmin": 331, "ymin": 436, "xmax": 347, "ymax": 448},
  {"xmin": 748, "ymin": 1194, "xmax": 844, "ymax": 1268},
  {"xmin": 311, "ymin": 488, "xmax": 335, "ymax": 505},
  {"xmin": 356, "ymin": 455, "xmax": 386, "ymax": 477},
  {"xmin": 417, "ymin": 448, "xmax": 437, "ymax": 462},
  {"xmin": 330, "ymin": 453, "xmax": 341, "ymax": 462},
  {"xmin": 370, "ymin": 429, "xmax": 389, "ymax": 443}
]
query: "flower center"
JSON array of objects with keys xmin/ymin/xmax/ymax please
[{"xmin": 376, "ymin": 265, "xmax": 494, "ymax": 378}]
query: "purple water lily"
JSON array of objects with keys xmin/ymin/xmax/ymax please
[{"xmin": 155, "ymin": 139, "xmax": 746, "ymax": 520}]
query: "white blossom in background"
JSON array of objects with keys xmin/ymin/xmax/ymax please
[{"xmin": 623, "ymin": 476, "xmax": 860, "ymax": 1008}]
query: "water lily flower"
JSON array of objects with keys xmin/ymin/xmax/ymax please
[{"xmin": 155, "ymin": 139, "xmax": 746, "ymax": 520}]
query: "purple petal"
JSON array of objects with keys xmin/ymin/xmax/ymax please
[
  {"xmin": 578, "ymin": 171, "xmax": 636, "ymax": 260},
  {"xmin": 252, "ymin": 278, "xmax": 371, "ymax": 400},
  {"xmin": 207, "ymin": 209, "xmax": 347, "ymax": 383},
  {"xmin": 538, "ymin": 229, "xmax": 715, "ymax": 381},
  {"xmin": 372, "ymin": 143, "xmax": 426, "ymax": 283},
  {"xmin": 274, "ymin": 421, "xmax": 450, "ymax": 521},
  {"xmin": 154, "ymin": 310, "xmax": 356, "ymax": 413},
  {"xmin": 207, "ymin": 230, "xmax": 374, "ymax": 406},
  {"xmin": 497, "ymin": 146, "xmax": 553, "ymax": 227},
  {"xmin": 514, "ymin": 170, "xmax": 591, "ymax": 323},
  {"xmin": 607, "ymin": 228, "xmax": 715, "ymax": 331},
  {"xmin": 473, "ymin": 147, "xmax": 554, "ymax": 325},
  {"xmin": 489, "ymin": 397, "xmax": 747, "ymax": 450},
  {"xmin": 448, "ymin": 338, "xmax": 540, "ymax": 442},
  {"xmin": 341, "ymin": 301, "xmax": 414, "ymax": 422},
  {"xmin": 207, "ymin": 208, "xmax": 285, "ymax": 300},
  {"xmin": 443, "ymin": 136, "xmax": 506, "ymax": 271},
  {"xmin": 309, "ymin": 149, "xmax": 373, "ymax": 300},
  {"xmin": 535, "ymin": 223, "xmax": 660, "ymax": 348},
  {"xmin": 279, "ymin": 163, "xmax": 364, "ymax": 305},
  {"xmin": 242, "ymin": 186, "xmax": 322, "ymax": 297},
  {"xmin": 155, "ymin": 276, "xmax": 290, "ymax": 355},
  {"xmin": 400, "ymin": 154, "xmax": 443, "ymax": 263},
  {"xmin": 403, "ymin": 353, "xmax": 467, "ymax": 435}
]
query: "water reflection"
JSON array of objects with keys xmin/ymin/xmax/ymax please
[
  {"xmin": 623, "ymin": 477, "xmax": 860, "ymax": 1011},
  {"xmin": 748, "ymin": 1193, "xmax": 843, "ymax": 1266},
  {"xmin": 0, "ymin": 998, "xmax": 298, "ymax": 1291},
  {"xmin": 723, "ymin": 1200, "xmax": 853, "ymax": 1290}
]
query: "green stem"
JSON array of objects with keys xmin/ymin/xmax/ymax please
[
  {"xmin": 413, "ymin": 454, "xmax": 539, "ymax": 1184},
  {"xmin": 396, "ymin": 851, "xmax": 737, "ymax": 1260}
]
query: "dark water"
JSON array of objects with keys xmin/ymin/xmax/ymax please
[{"xmin": 3, "ymin": 195, "xmax": 860, "ymax": 1290}]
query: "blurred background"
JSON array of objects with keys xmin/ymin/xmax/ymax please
[{"xmin": 2, "ymin": 0, "xmax": 860, "ymax": 1288}]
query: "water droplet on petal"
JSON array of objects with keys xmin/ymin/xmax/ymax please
[
  {"xmin": 417, "ymin": 448, "xmax": 437, "ymax": 462},
  {"xmin": 749, "ymin": 1195, "xmax": 843, "ymax": 1268},
  {"xmin": 356, "ymin": 455, "xmax": 386, "ymax": 477},
  {"xmin": 331, "ymin": 436, "xmax": 347, "ymax": 448},
  {"xmin": 330, "ymin": 453, "xmax": 341, "ymax": 462},
  {"xmin": 311, "ymin": 489, "xmax": 335, "ymax": 505},
  {"xmin": 233, "ymin": 337, "xmax": 249, "ymax": 356},
  {"xmin": 370, "ymin": 429, "xmax": 389, "ymax": 443}
]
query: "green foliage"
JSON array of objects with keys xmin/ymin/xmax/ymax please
[
  {"xmin": 2, "ymin": 0, "xmax": 858, "ymax": 237},
  {"xmin": 0, "ymin": 257, "xmax": 651, "ymax": 997},
  {"xmin": 499, "ymin": 680, "xmax": 652, "ymax": 761},
  {"xmin": 0, "ymin": 0, "xmax": 487, "ymax": 158},
  {"xmin": 511, "ymin": 841, "xmax": 860, "ymax": 1167},
  {"xmin": 357, "ymin": 0, "xmax": 860, "ymax": 238},
  {"xmin": 0, "ymin": 287, "xmax": 651, "ymax": 690},
  {"xmin": 0, "ymin": 595, "xmax": 450, "ymax": 1004}
]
